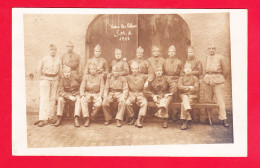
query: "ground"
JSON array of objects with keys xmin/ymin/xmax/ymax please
[{"xmin": 27, "ymin": 111, "xmax": 233, "ymax": 148}]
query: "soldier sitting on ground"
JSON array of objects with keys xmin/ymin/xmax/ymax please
[
  {"xmin": 102, "ymin": 66, "xmax": 129, "ymax": 127},
  {"xmin": 144, "ymin": 66, "xmax": 177, "ymax": 128},
  {"xmin": 80, "ymin": 65, "xmax": 104, "ymax": 127},
  {"xmin": 54, "ymin": 65, "xmax": 81, "ymax": 127},
  {"xmin": 125, "ymin": 62, "xmax": 150, "ymax": 128},
  {"xmin": 178, "ymin": 63, "xmax": 199, "ymax": 130}
]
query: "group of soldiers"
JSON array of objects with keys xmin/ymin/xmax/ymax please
[{"xmin": 36, "ymin": 41, "xmax": 229, "ymax": 130}]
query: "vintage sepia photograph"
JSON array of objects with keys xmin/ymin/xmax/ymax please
[{"xmin": 12, "ymin": 8, "xmax": 247, "ymax": 156}]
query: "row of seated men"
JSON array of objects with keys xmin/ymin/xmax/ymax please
[{"xmin": 36, "ymin": 42, "xmax": 230, "ymax": 130}]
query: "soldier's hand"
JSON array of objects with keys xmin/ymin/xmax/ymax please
[
  {"xmin": 70, "ymin": 96, "xmax": 76, "ymax": 101},
  {"xmin": 144, "ymin": 81, "xmax": 149, "ymax": 88},
  {"xmin": 81, "ymin": 95, "xmax": 85, "ymax": 100},
  {"xmin": 153, "ymin": 95, "xmax": 158, "ymax": 102},
  {"xmin": 119, "ymin": 96, "xmax": 125, "ymax": 102},
  {"xmin": 184, "ymin": 87, "xmax": 190, "ymax": 91},
  {"xmin": 107, "ymin": 73, "xmax": 112, "ymax": 78},
  {"xmin": 164, "ymin": 93, "xmax": 172, "ymax": 97}
]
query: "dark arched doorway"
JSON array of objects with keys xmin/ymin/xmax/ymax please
[{"xmin": 85, "ymin": 14, "xmax": 191, "ymax": 65}]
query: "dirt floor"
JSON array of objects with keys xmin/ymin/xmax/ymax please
[{"xmin": 27, "ymin": 110, "xmax": 233, "ymax": 148}]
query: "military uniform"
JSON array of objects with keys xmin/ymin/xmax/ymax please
[
  {"xmin": 144, "ymin": 75, "xmax": 177, "ymax": 119},
  {"xmin": 102, "ymin": 75, "xmax": 128, "ymax": 123},
  {"xmin": 202, "ymin": 53, "xmax": 229, "ymax": 121},
  {"xmin": 84, "ymin": 57, "xmax": 109, "ymax": 76},
  {"xmin": 125, "ymin": 74, "xmax": 149, "ymax": 118},
  {"xmin": 80, "ymin": 73, "xmax": 104, "ymax": 120},
  {"xmin": 178, "ymin": 75, "xmax": 199, "ymax": 120},
  {"xmin": 147, "ymin": 56, "xmax": 165, "ymax": 73},
  {"xmin": 110, "ymin": 59, "xmax": 130, "ymax": 76},
  {"xmin": 61, "ymin": 52, "xmax": 81, "ymax": 76},
  {"xmin": 181, "ymin": 57, "xmax": 203, "ymax": 78},
  {"xmin": 56, "ymin": 74, "xmax": 81, "ymax": 118}
]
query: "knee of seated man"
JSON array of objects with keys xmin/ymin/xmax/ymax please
[{"xmin": 58, "ymin": 96, "xmax": 65, "ymax": 102}]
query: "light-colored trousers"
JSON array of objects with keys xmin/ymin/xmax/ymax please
[
  {"xmin": 180, "ymin": 94, "xmax": 197, "ymax": 120},
  {"xmin": 81, "ymin": 92, "xmax": 102, "ymax": 118},
  {"xmin": 154, "ymin": 95, "xmax": 172, "ymax": 119},
  {"xmin": 57, "ymin": 95, "xmax": 81, "ymax": 117},
  {"xmin": 202, "ymin": 82, "xmax": 227, "ymax": 120},
  {"xmin": 102, "ymin": 92, "xmax": 126, "ymax": 121},
  {"xmin": 39, "ymin": 79, "xmax": 58, "ymax": 120},
  {"xmin": 126, "ymin": 92, "xmax": 148, "ymax": 117}
]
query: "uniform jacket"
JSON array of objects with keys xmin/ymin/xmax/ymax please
[
  {"xmin": 103, "ymin": 76, "xmax": 129, "ymax": 99},
  {"xmin": 110, "ymin": 59, "xmax": 130, "ymax": 76},
  {"xmin": 61, "ymin": 52, "xmax": 81, "ymax": 73},
  {"xmin": 58, "ymin": 74, "xmax": 81, "ymax": 98},
  {"xmin": 84, "ymin": 56, "xmax": 109, "ymax": 75},
  {"xmin": 80, "ymin": 74, "xmax": 104, "ymax": 97},
  {"xmin": 165, "ymin": 57, "xmax": 183, "ymax": 77},
  {"xmin": 178, "ymin": 75, "xmax": 199, "ymax": 98},
  {"xmin": 181, "ymin": 57, "xmax": 203, "ymax": 78},
  {"xmin": 125, "ymin": 74, "xmax": 149, "ymax": 93}
]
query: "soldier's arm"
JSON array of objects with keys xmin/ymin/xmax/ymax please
[
  {"xmin": 77, "ymin": 55, "xmax": 83, "ymax": 78},
  {"xmin": 220, "ymin": 56, "xmax": 229, "ymax": 79},
  {"xmin": 177, "ymin": 77, "xmax": 186, "ymax": 91},
  {"xmin": 143, "ymin": 81, "xmax": 154, "ymax": 98},
  {"xmin": 168, "ymin": 76, "xmax": 177, "ymax": 94},
  {"xmin": 103, "ymin": 59, "xmax": 109, "ymax": 75},
  {"xmin": 176, "ymin": 60, "xmax": 183, "ymax": 76},
  {"xmin": 58, "ymin": 60, "xmax": 62, "ymax": 79},
  {"xmin": 99, "ymin": 75, "xmax": 105, "ymax": 98},
  {"xmin": 37, "ymin": 58, "xmax": 43, "ymax": 77},
  {"xmin": 58, "ymin": 79, "xmax": 71, "ymax": 99},
  {"xmin": 122, "ymin": 77, "xmax": 129, "ymax": 99},
  {"xmin": 79, "ymin": 75, "xmax": 86, "ymax": 97},
  {"xmin": 189, "ymin": 76, "xmax": 199, "ymax": 93},
  {"xmin": 191, "ymin": 60, "xmax": 203, "ymax": 77},
  {"xmin": 103, "ymin": 78, "xmax": 110, "ymax": 98},
  {"xmin": 118, "ymin": 61, "xmax": 130, "ymax": 76}
]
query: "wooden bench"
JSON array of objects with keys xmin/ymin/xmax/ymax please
[{"xmin": 147, "ymin": 102, "xmax": 219, "ymax": 126}]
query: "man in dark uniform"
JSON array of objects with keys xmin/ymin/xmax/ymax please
[
  {"xmin": 102, "ymin": 66, "xmax": 129, "ymax": 127},
  {"xmin": 147, "ymin": 46, "xmax": 165, "ymax": 73},
  {"xmin": 61, "ymin": 41, "xmax": 82, "ymax": 78},
  {"xmin": 80, "ymin": 65, "xmax": 104, "ymax": 127},
  {"xmin": 125, "ymin": 62, "xmax": 150, "ymax": 128},
  {"xmin": 54, "ymin": 65, "xmax": 81, "ymax": 127},
  {"xmin": 144, "ymin": 66, "xmax": 177, "ymax": 128},
  {"xmin": 109, "ymin": 48, "xmax": 129, "ymax": 77}
]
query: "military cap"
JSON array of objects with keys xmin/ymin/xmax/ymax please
[
  {"xmin": 94, "ymin": 44, "xmax": 101, "ymax": 50},
  {"xmin": 168, "ymin": 45, "xmax": 176, "ymax": 51},
  {"xmin": 49, "ymin": 44, "xmax": 57, "ymax": 49},
  {"xmin": 152, "ymin": 45, "xmax": 160, "ymax": 51},
  {"xmin": 136, "ymin": 46, "xmax": 144, "ymax": 52},
  {"xmin": 66, "ymin": 41, "xmax": 74, "ymax": 47},
  {"xmin": 115, "ymin": 48, "xmax": 122, "ymax": 54}
]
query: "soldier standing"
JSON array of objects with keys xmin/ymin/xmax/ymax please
[
  {"xmin": 109, "ymin": 48, "xmax": 129, "ymax": 77},
  {"xmin": 84, "ymin": 44, "xmax": 109, "ymax": 77},
  {"xmin": 125, "ymin": 62, "xmax": 150, "ymax": 128},
  {"xmin": 178, "ymin": 63, "xmax": 199, "ymax": 130},
  {"xmin": 102, "ymin": 66, "xmax": 129, "ymax": 127},
  {"xmin": 61, "ymin": 41, "xmax": 82, "ymax": 78},
  {"xmin": 37, "ymin": 44, "xmax": 62, "ymax": 127},
  {"xmin": 80, "ymin": 66, "xmax": 104, "ymax": 127},
  {"xmin": 147, "ymin": 46, "xmax": 165, "ymax": 73},
  {"xmin": 54, "ymin": 66, "xmax": 82, "ymax": 127},
  {"xmin": 144, "ymin": 66, "xmax": 177, "ymax": 128},
  {"xmin": 202, "ymin": 44, "xmax": 229, "ymax": 127}
]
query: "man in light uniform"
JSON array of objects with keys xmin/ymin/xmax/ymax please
[
  {"xmin": 54, "ymin": 65, "xmax": 81, "ymax": 127},
  {"xmin": 147, "ymin": 46, "xmax": 165, "ymax": 73},
  {"xmin": 109, "ymin": 48, "xmax": 129, "ymax": 77},
  {"xmin": 61, "ymin": 41, "xmax": 82, "ymax": 78},
  {"xmin": 84, "ymin": 44, "xmax": 109, "ymax": 78},
  {"xmin": 37, "ymin": 44, "xmax": 62, "ymax": 127},
  {"xmin": 202, "ymin": 44, "xmax": 229, "ymax": 127},
  {"xmin": 80, "ymin": 65, "xmax": 104, "ymax": 127},
  {"xmin": 125, "ymin": 62, "xmax": 150, "ymax": 128},
  {"xmin": 102, "ymin": 66, "xmax": 128, "ymax": 127}
]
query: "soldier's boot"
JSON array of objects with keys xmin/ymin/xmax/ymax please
[
  {"xmin": 116, "ymin": 119, "xmax": 122, "ymax": 127},
  {"xmin": 181, "ymin": 120, "xmax": 188, "ymax": 130},
  {"xmin": 84, "ymin": 117, "xmax": 90, "ymax": 127},
  {"xmin": 162, "ymin": 118, "xmax": 168, "ymax": 128},
  {"xmin": 38, "ymin": 120, "xmax": 44, "ymax": 127},
  {"xmin": 104, "ymin": 120, "xmax": 112, "ymax": 126},
  {"xmin": 54, "ymin": 116, "xmax": 62, "ymax": 127},
  {"xmin": 48, "ymin": 118, "xmax": 56, "ymax": 125},
  {"xmin": 223, "ymin": 119, "xmax": 229, "ymax": 127},
  {"xmin": 128, "ymin": 117, "xmax": 135, "ymax": 125},
  {"xmin": 135, "ymin": 115, "xmax": 143, "ymax": 128},
  {"xmin": 74, "ymin": 116, "xmax": 80, "ymax": 127}
]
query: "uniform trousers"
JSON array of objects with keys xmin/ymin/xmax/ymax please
[
  {"xmin": 126, "ymin": 92, "xmax": 147, "ymax": 117},
  {"xmin": 57, "ymin": 95, "xmax": 81, "ymax": 117},
  {"xmin": 154, "ymin": 95, "xmax": 172, "ymax": 118},
  {"xmin": 39, "ymin": 79, "xmax": 58, "ymax": 120},
  {"xmin": 180, "ymin": 94, "xmax": 198, "ymax": 120},
  {"xmin": 81, "ymin": 92, "xmax": 102, "ymax": 118},
  {"xmin": 102, "ymin": 92, "xmax": 126, "ymax": 121},
  {"xmin": 202, "ymin": 82, "xmax": 227, "ymax": 120}
]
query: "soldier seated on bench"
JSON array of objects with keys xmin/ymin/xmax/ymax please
[
  {"xmin": 102, "ymin": 66, "xmax": 129, "ymax": 127},
  {"xmin": 144, "ymin": 66, "xmax": 177, "ymax": 128},
  {"xmin": 80, "ymin": 65, "xmax": 104, "ymax": 127},
  {"xmin": 178, "ymin": 63, "xmax": 199, "ymax": 130},
  {"xmin": 54, "ymin": 65, "xmax": 81, "ymax": 127}
]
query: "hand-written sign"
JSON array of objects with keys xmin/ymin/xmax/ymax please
[{"xmin": 110, "ymin": 23, "xmax": 137, "ymax": 42}]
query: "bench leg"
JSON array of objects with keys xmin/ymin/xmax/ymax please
[{"xmin": 206, "ymin": 108, "xmax": 213, "ymax": 126}]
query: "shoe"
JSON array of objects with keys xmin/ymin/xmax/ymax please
[
  {"xmin": 162, "ymin": 119, "xmax": 168, "ymax": 128},
  {"xmin": 104, "ymin": 120, "xmax": 112, "ymax": 126},
  {"xmin": 135, "ymin": 115, "xmax": 143, "ymax": 128},
  {"xmin": 54, "ymin": 116, "xmax": 62, "ymax": 127},
  {"xmin": 74, "ymin": 116, "xmax": 80, "ymax": 127},
  {"xmin": 181, "ymin": 120, "xmax": 188, "ymax": 130},
  {"xmin": 116, "ymin": 120, "xmax": 122, "ymax": 127},
  {"xmin": 155, "ymin": 109, "xmax": 163, "ymax": 118},
  {"xmin": 38, "ymin": 120, "xmax": 44, "ymax": 127},
  {"xmin": 48, "ymin": 118, "xmax": 56, "ymax": 125},
  {"xmin": 223, "ymin": 119, "xmax": 229, "ymax": 127},
  {"xmin": 84, "ymin": 117, "xmax": 90, "ymax": 127},
  {"xmin": 128, "ymin": 117, "xmax": 135, "ymax": 125}
]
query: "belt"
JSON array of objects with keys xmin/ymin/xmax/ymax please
[
  {"xmin": 129, "ymin": 91, "xmax": 143, "ymax": 94},
  {"xmin": 44, "ymin": 73, "xmax": 58, "ymax": 77},
  {"xmin": 109, "ymin": 89, "xmax": 122, "ymax": 92},
  {"xmin": 206, "ymin": 72, "xmax": 222, "ymax": 75},
  {"xmin": 167, "ymin": 75, "xmax": 179, "ymax": 79},
  {"xmin": 86, "ymin": 90, "xmax": 99, "ymax": 94}
]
